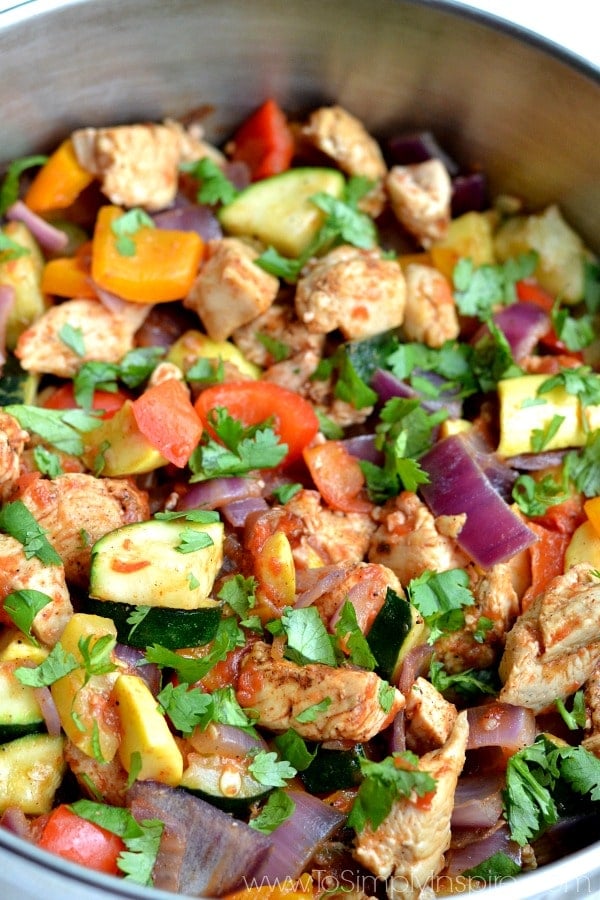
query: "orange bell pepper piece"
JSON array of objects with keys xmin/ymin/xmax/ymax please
[
  {"xmin": 24, "ymin": 139, "xmax": 94, "ymax": 213},
  {"xmin": 584, "ymin": 496, "xmax": 600, "ymax": 538},
  {"xmin": 132, "ymin": 377, "xmax": 203, "ymax": 467},
  {"xmin": 41, "ymin": 241, "xmax": 95, "ymax": 298},
  {"xmin": 91, "ymin": 205, "xmax": 203, "ymax": 303}
]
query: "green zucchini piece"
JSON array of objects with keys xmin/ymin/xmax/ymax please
[
  {"xmin": 0, "ymin": 733, "xmax": 65, "ymax": 814},
  {"xmin": 180, "ymin": 754, "xmax": 271, "ymax": 813},
  {"xmin": 0, "ymin": 353, "xmax": 39, "ymax": 407},
  {"xmin": 367, "ymin": 587, "xmax": 426, "ymax": 683},
  {"xmin": 89, "ymin": 518, "xmax": 224, "ymax": 610},
  {"xmin": 300, "ymin": 744, "xmax": 365, "ymax": 794},
  {"xmin": 84, "ymin": 597, "xmax": 222, "ymax": 650},
  {"xmin": 219, "ymin": 167, "xmax": 345, "ymax": 258},
  {"xmin": 0, "ymin": 662, "xmax": 45, "ymax": 744}
]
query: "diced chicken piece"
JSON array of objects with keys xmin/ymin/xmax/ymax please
[
  {"xmin": 402, "ymin": 264, "xmax": 459, "ymax": 348},
  {"xmin": 15, "ymin": 298, "xmax": 141, "ymax": 378},
  {"xmin": 263, "ymin": 349, "xmax": 322, "ymax": 397},
  {"xmin": 368, "ymin": 492, "xmax": 469, "ymax": 585},
  {"xmin": 0, "ymin": 533, "xmax": 72, "ymax": 646},
  {"xmin": 311, "ymin": 561, "xmax": 402, "ymax": 635},
  {"xmin": 18, "ymin": 472, "xmax": 149, "ymax": 587},
  {"xmin": 236, "ymin": 640, "xmax": 404, "ymax": 742},
  {"xmin": 147, "ymin": 360, "xmax": 187, "ymax": 389},
  {"xmin": 232, "ymin": 302, "xmax": 325, "ymax": 367},
  {"xmin": 0, "ymin": 411, "xmax": 29, "ymax": 501},
  {"xmin": 285, "ymin": 489, "xmax": 376, "ymax": 568},
  {"xmin": 64, "ymin": 739, "xmax": 129, "ymax": 806},
  {"xmin": 71, "ymin": 123, "xmax": 181, "ymax": 211},
  {"xmin": 184, "ymin": 238, "xmax": 279, "ymax": 341},
  {"xmin": 582, "ymin": 664, "xmax": 600, "ymax": 757},
  {"xmin": 300, "ymin": 105, "xmax": 387, "ymax": 216},
  {"xmin": 353, "ymin": 711, "xmax": 468, "ymax": 900},
  {"xmin": 295, "ymin": 245, "xmax": 406, "ymax": 341},
  {"xmin": 435, "ymin": 562, "xmax": 520, "ymax": 673},
  {"xmin": 499, "ymin": 564, "xmax": 600, "ymax": 713},
  {"xmin": 405, "ymin": 677, "xmax": 458, "ymax": 754},
  {"xmin": 163, "ymin": 118, "xmax": 226, "ymax": 166},
  {"xmin": 386, "ymin": 160, "xmax": 452, "ymax": 248}
]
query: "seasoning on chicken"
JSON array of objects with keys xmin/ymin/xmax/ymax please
[
  {"xmin": 295, "ymin": 245, "xmax": 406, "ymax": 340},
  {"xmin": 405, "ymin": 677, "xmax": 458, "ymax": 754},
  {"xmin": 402, "ymin": 263, "xmax": 459, "ymax": 348},
  {"xmin": 353, "ymin": 711, "xmax": 468, "ymax": 900},
  {"xmin": 285, "ymin": 489, "xmax": 377, "ymax": 568},
  {"xmin": 15, "ymin": 298, "xmax": 143, "ymax": 378},
  {"xmin": 184, "ymin": 237, "xmax": 279, "ymax": 341},
  {"xmin": 0, "ymin": 411, "xmax": 28, "ymax": 501},
  {"xmin": 499, "ymin": 564, "xmax": 600, "ymax": 713},
  {"xmin": 369, "ymin": 491, "xmax": 469, "ymax": 585},
  {"xmin": 71, "ymin": 123, "xmax": 182, "ymax": 211},
  {"xmin": 386, "ymin": 159, "xmax": 452, "ymax": 248},
  {"xmin": 17, "ymin": 472, "xmax": 149, "ymax": 587},
  {"xmin": 0, "ymin": 533, "xmax": 72, "ymax": 646},
  {"xmin": 236, "ymin": 640, "xmax": 404, "ymax": 742}
]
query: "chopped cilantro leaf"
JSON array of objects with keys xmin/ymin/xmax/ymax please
[
  {"xmin": 538, "ymin": 366, "xmax": 600, "ymax": 408},
  {"xmin": 272, "ymin": 482, "xmax": 302, "ymax": 504},
  {"xmin": 463, "ymin": 852, "xmax": 521, "ymax": 881},
  {"xmin": 348, "ymin": 752, "xmax": 437, "ymax": 833},
  {"xmin": 217, "ymin": 573, "xmax": 257, "ymax": 621},
  {"xmin": 406, "ymin": 568, "xmax": 475, "ymax": 643},
  {"xmin": 180, "ymin": 157, "xmax": 238, "ymax": 206},
  {"xmin": 0, "ymin": 232, "xmax": 30, "ymax": 262},
  {"xmin": 58, "ymin": 323, "xmax": 85, "ymax": 357},
  {"xmin": 0, "ymin": 154, "xmax": 48, "ymax": 217},
  {"xmin": 144, "ymin": 617, "xmax": 242, "ymax": 683},
  {"xmin": 126, "ymin": 605, "xmax": 152, "ymax": 640},
  {"xmin": 453, "ymin": 252, "xmax": 537, "ymax": 319},
  {"xmin": 295, "ymin": 697, "xmax": 332, "ymax": 724},
  {"xmin": 555, "ymin": 690, "xmax": 586, "ymax": 731},
  {"xmin": 15, "ymin": 642, "xmax": 79, "ymax": 687},
  {"xmin": 565, "ymin": 432, "xmax": 600, "ymax": 497},
  {"xmin": 189, "ymin": 408, "xmax": 287, "ymax": 480},
  {"xmin": 334, "ymin": 601, "xmax": 376, "ymax": 670},
  {"xmin": 154, "ymin": 509, "xmax": 220, "ymax": 524},
  {"xmin": 512, "ymin": 471, "xmax": 568, "ymax": 517},
  {"xmin": 185, "ymin": 357, "xmax": 224, "ymax": 385},
  {"xmin": 256, "ymin": 332, "xmax": 291, "ymax": 362},
  {"xmin": 551, "ymin": 301, "xmax": 595, "ymax": 352},
  {"xmin": 175, "ymin": 528, "xmax": 215, "ymax": 553},
  {"xmin": 4, "ymin": 404, "xmax": 101, "ymax": 455},
  {"xmin": 315, "ymin": 409, "xmax": 344, "ymax": 440},
  {"xmin": 77, "ymin": 633, "xmax": 117, "ymax": 683},
  {"xmin": 157, "ymin": 682, "xmax": 212, "ymax": 735},
  {"xmin": 249, "ymin": 789, "xmax": 296, "ymax": 833},
  {"xmin": 0, "ymin": 500, "xmax": 62, "ymax": 565},
  {"xmin": 32, "ymin": 445, "xmax": 63, "ymax": 478},
  {"xmin": 274, "ymin": 606, "xmax": 337, "ymax": 667},
  {"xmin": 274, "ymin": 729, "xmax": 317, "ymax": 772},
  {"xmin": 530, "ymin": 414, "xmax": 565, "ymax": 452},
  {"xmin": 111, "ymin": 208, "xmax": 154, "ymax": 256},
  {"xmin": 3, "ymin": 588, "xmax": 52, "ymax": 646},
  {"xmin": 378, "ymin": 681, "xmax": 396, "ymax": 714},
  {"xmin": 248, "ymin": 750, "xmax": 297, "ymax": 787},
  {"xmin": 429, "ymin": 658, "xmax": 498, "ymax": 700}
]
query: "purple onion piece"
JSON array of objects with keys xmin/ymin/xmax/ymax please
[
  {"xmin": 461, "ymin": 431, "xmax": 518, "ymax": 501},
  {"xmin": 252, "ymin": 789, "xmax": 345, "ymax": 883},
  {"xmin": 451, "ymin": 773, "xmax": 505, "ymax": 829},
  {"xmin": 223, "ymin": 160, "xmax": 252, "ymax": 191},
  {"xmin": 451, "ymin": 172, "xmax": 488, "ymax": 217},
  {"xmin": 445, "ymin": 824, "xmax": 521, "ymax": 877},
  {"xmin": 114, "ymin": 643, "xmax": 161, "ymax": 695},
  {"xmin": 390, "ymin": 710, "xmax": 406, "ymax": 753},
  {"xmin": 472, "ymin": 301, "xmax": 550, "ymax": 362},
  {"xmin": 294, "ymin": 564, "xmax": 351, "ymax": 609},
  {"xmin": 32, "ymin": 686, "xmax": 61, "ymax": 737},
  {"xmin": 178, "ymin": 476, "xmax": 263, "ymax": 511},
  {"xmin": 340, "ymin": 433, "xmax": 384, "ymax": 464},
  {"xmin": 221, "ymin": 496, "xmax": 269, "ymax": 528},
  {"xmin": 372, "ymin": 367, "xmax": 462, "ymax": 419},
  {"xmin": 0, "ymin": 807, "xmax": 31, "ymax": 839},
  {"xmin": 466, "ymin": 702, "xmax": 536, "ymax": 752},
  {"xmin": 188, "ymin": 723, "xmax": 268, "ymax": 756},
  {"xmin": 153, "ymin": 203, "xmax": 222, "ymax": 241},
  {"xmin": 6, "ymin": 200, "xmax": 69, "ymax": 253},
  {"xmin": 387, "ymin": 130, "xmax": 459, "ymax": 175},
  {"xmin": 507, "ymin": 449, "xmax": 567, "ymax": 471},
  {"xmin": 419, "ymin": 434, "xmax": 537, "ymax": 568}
]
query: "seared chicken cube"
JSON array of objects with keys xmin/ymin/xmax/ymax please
[
  {"xmin": 285, "ymin": 489, "xmax": 376, "ymax": 568},
  {"xmin": 405, "ymin": 677, "xmax": 458, "ymax": 754},
  {"xmin": 236, "ymin": 640, "xmax": 404, "ymax": 742},
  {"xmin": 71, "ymin": 123, "xmax": 181, "ymax": 211},
  {"xmin": 184, "ymin": 238, "xmax": 279, "ymax": 341},
  {"xmin": 0, "ymin": 412, "xmax": 29, "ymax": 501},
  {"xmin": 386, "ymin": 160, "xmax": 452, "ymax": 248},
  {"xmin": 295, "ymin": 245, "xmax": 406, "ymax": 340},
  {"xmin": 403, "ymin": 263, "xmax": 459, "ymax": 348}
]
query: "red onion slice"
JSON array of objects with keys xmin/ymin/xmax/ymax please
[
  {"xmin": 419, "ymin": 434, "xmax": 537, "ymax": 568},
  {"xmin": 506, "ymin": 449, "xmax": 567, "ymax": 471},
  {"xmin": 396, "ymin": 644, "xmax": 434, "ymax": 693},
  {"xmin": 390, "ymin": 710, "xmax": 406, "ymax": 753},
  {"xmin": 466, "ymin": 702, "xmax": 536, "ymax": 753},
  {"xmin": 451, "ymin": 172, "xmax": 488, "ymax": 217},
  {"xmin": 294, "ymin": 565, "xmax": 350, "ymax": 609},
  {"xmin": 92, "ymin": 281, "xmax": 152, "ymax": 329},
  {"xmin": 178, "ymin": 477, "xmax": 263, "ymax": 511},
  {"xmin": 32, "ymin": 686, "xmax": 61, "ymax": 736},
  {"xmin": 372, "ymin": 368, "xmax": 462, "ymax": 419},
  {"xmin": 252, "ymin": 789, "xmax": 345, "ymax": 882},
  {"xmin": 188, "ymin": 723, "xmax": 268, "ymax": 756},
  {"xmin": 114, "ymin": 643, "xmax": 161, "ymax": 695},
  {"xmin": 387, "ymin": 130, "xmax": 459, "ymax": 175},
  {"xmin": 221, "ymin": 496, "xmax": 269, "ymax": 528},
  {"xmin": 451, "ymin": 773, "xmax": 505, "ymax": 828},
  {"xmin": 153, "ymin": 203, "xmax": 222, "ymax": 241},
  {"xmin": 0, "ymin": 807, "xmax": 32, "ymax": 839},
  {"xmin": 0, "ymin": 284, "xmax": 16, "ymax": 369},
  {"xmin": 340, "ymin": 433, "xmax": 384, "ymax": 464},
  {"xmin": 472, "ymin": 301, "xmax": 550, "ymax": 362},
  {"xmin": 6, "ymin": 200, "xmax": 69, "ymax": 253},
  {"xmin": 446, "ymin": 824, "xmax": 521, "ymax": 877}
]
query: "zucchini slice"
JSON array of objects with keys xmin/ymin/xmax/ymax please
[
  {"xmin": 219, "ymin": 167, "xmax": 345, "ymax": 258},
  {"xmin": 180, "ymin": 753, "xmax": 271, "ymax": 813},
  {"xmin": 0, "ymin": 662, "xmax": 45, "ymax": 744},
  {"xmin": 300, "ymin": 744, "xmax": 365, "ymax": 794},
  {"xmin": 0, "ymin": 733, "xmax": 65, "ymax": 814},
  {"xmin": 366, "ymin": 587, "xmax": 426, "ymax": 683},
  {"xmin": 84, "ymin": 597, "xmax": 221, "ymax": 649},
  {"xmin": 89, "ymin": 518, "xmax": 224, "ymax": 610},
  {"xmin": 0, "ymin": 353, "xmax": 39, "ymax": 406}
]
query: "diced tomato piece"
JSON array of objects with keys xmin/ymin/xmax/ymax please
[
  {"xmin": 194, "ymin": 381, "xmax": 319, "ymax": 467},
  {"xmin": 303, "ymin": 441, "xmax": 373, "ymax": 513},
  {"xmin": 229, "ymin": 99, "xmax": 295, "ymax": 181},
  {"xmin": 132, "ymin": 378, "xmax": 203, "ymax": 468},
  {"xmin": 37, "ymin": 805, "xmax": 124, "ymax": 875}
]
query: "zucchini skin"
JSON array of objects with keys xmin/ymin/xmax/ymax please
[
  {"xmin": 84, "ymin": 597, "xmax": 222, "ymax": 650},
  {"xmin": 367, "ymin": 587, "xmax": 423, "ymax": 683},
  {"xmin": 300, "ymin": 745, "xmax": 365, "ymax": 794}
]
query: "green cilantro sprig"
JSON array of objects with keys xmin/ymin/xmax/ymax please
[
  {"xmin": 347, "ymin": 752, "xmax": 437, "ymax": 833},
  {"xmin": 189, "ymin": 407, "xmax": 287, "ymax": 480},
  {"xmin": 2, "ymin": 589, "xmax": 53, "ymax": 646},
  {"xmin": 248, "ymin": 750, "xmax": 297, "ymax": 787},
  {"xmin": 429, "ymin": 658, "xmax": 498, "ymax": 700},
  {"xmin": 144, "ymin": 617, "xmax": 244, "ymax": 683},
  {"xmin": 267, "ymin": 606, "xmax": 337, "ymax": 667},
  {"xmin": 58, "ymin": 323, "xmax": 86, "ymax": 357},
  {"xmin": 73, "ymin": 346, "xmax": 165, "ymax": 410},
  {"xmin": 249, "ymin": 789, "xmax": 296, "ymax": 833},
  {"xmin": 405, "ymin": 568, "xmax": 475, "ymax": 644},
  {"xmin": 111, "ymin": 208, "xmax": 155, "ymax": 256},
  {"xmin": 15, "ymin": 642, "xmax": 79, "ymax": 687},
  {"xmin": 565, "ymin": 431, "xmax": 600, "ymax": 497},
  {"xmin": 180, "ymin": 157, "xmax": 238, "ymax": 207},
  {"xmin": 555, "ymin": 690, "xmax": 586, "ymax": 731},
  {"xmin": 157, "ymin": 682, "xmax": 213, "ymax": 735},
  {"xmin": 0, "ymin": 154, "xmax": 48, "ymax": 216},
  {"xmin": 0, "ymin": 233, "xmax": 30, "ymax": 262},
  {"xmin": 0, "ymin": 500, "xmax": 62, "ymax": 565},
  {"xmin": 452, "ymin": 252, "xmax": 537, "ymax": 319},
  {"xmin": 512, "ymin": 471, "xmax": 568, "ymax": 518},
  {"xmin": 4, "ymin": 404, "xmax": 102, "ymax": 456},
  {"xmin": 334, "ymin": 601, "xmax": 376, "ymax": 670}
]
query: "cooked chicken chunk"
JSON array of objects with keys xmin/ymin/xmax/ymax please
[
  {"xmin": 368, "ymin": 492, "xmax": 469, "ymax": 585},
  {"xmin": 295, "ymin": 245, "xmax": 406, "ymax": 340},
  {"xmin": 236, "ymin": 640, "xmax": 404, "ymax": 742},
  {"xmin": 71, "ymin": 123, "xmax": 181, "ymax": 211},
  {"xmin": 499, "ymin": 564, "xmax": 600, "ymax": 713},
  {"xmin": 163, "ymin": 118, "xmax": 226, "ymax": 166},
  {"xmin": 0, "ymin": 412, "xmax": 29, "ymax": 501},
  {"xmin": 285, "ymin": 489, "xmax": 376, "ymax": 568},
  {"xmin": 18, "ymin": 473, "xmax": 149, "ymax": 587},
  {"xmin": 15, "ymin": 298, "xmax": 142, "ymax": 377},
  {"xmin": 386, "ymin": 160, "xmax": 452, "ymax": 248},
  {"xmin": 299, "ymin": 105, "xmax": 387, "ymax": 216},
  {"xmin": 232, "ymin": 302, "xmax": 325, "ymax": 367},
  {"xmin": 402, "ymin": 264, "xmax": 459, "ymax": 348},
  {"xmin": 405, "ymin": 677, "xmax": 458, "ymax": 754},
  {"xmin": 0, "ymin": 533, "xmax": 72, "ymax": 646},
  {"xmin": 435, "ymin": 562, "xmax": 520, "ymax": 673},
  {"xmin": 353, "ymin": 711, "xmax": 468, "ymax": 900},
  {"xmin": 583, "ymin": 664, "xmax": 600, "ymax": 757},
  {"xmin": 184, "ymin": 238, "xmax": 279, "ymax": 341},
  {"xmin": 64, "ymin": 740, "xmax": 129, "ymax": 806}
]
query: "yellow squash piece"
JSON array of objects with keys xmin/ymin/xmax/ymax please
[
  {"xmin": 430, "ymin": 211, "xmax": 495, "ymax": 280},
  {"xmin": 167, "ymin": 329, "xmax": 260, "ymax": 379},
  {"xmin": 565, "ymin": 521, "xmax": 600, "ymax": 571},
  {"xmin": 0, "ymin": 628, "xmax": 48, "ymax": 665},
  {"xmin": 0, "ymin": 733, "xmax": 65, "ymax": 814},
  {"xmin": 0, "ymin": 221, "xmax": 48, "ymax": 348},
  {"xmin": 82, "ymin": 399, "xmax": 168, "ymax": 476},
  {"xmin": 114, "ymin": 674, "xmax": 183, "ymax": 786},
  {"xmin": 50, "ymin": 613, "xmax": 120, "ymax": 762}
]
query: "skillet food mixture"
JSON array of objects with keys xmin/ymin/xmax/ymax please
[{"xmin": 0, "ymin": 99, "xmax": 599, "ymax": 899}]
